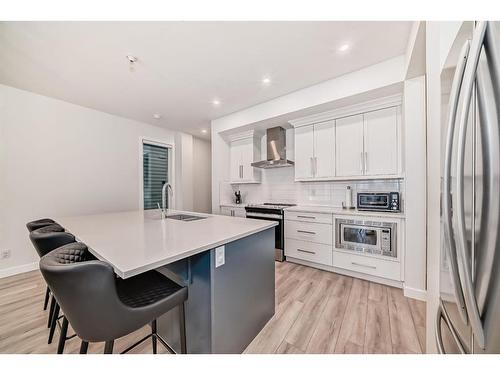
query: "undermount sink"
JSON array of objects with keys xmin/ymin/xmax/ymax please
[{"xmin": 166, "ymin": 214, "xmax": 207, "ymax": 222}]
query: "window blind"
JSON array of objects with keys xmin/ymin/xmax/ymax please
[{"xmin": 143, "ymin": 143, "xmax": 169, "ymax": 210}]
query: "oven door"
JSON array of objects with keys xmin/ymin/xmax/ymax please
[
  {"xmin": 340, "ymin": 224, "xmax": 380, "ymax": 251},
  {"xmin": 245, "ymin": 212, "xmax": 284, "ymax": 261}
]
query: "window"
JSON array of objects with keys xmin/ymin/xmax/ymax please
[{"xmin": 142, "ymin": 141, "xmax": 170, "ymax": 210}]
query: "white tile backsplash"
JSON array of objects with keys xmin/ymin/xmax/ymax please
[{"xmin": 220, "ymin": 168, "xmax": 404, "ymax": 210}]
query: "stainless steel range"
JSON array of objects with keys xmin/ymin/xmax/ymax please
[{"xmin": 245, "ymin": 203, "xmax": 296, "ymax": 262}]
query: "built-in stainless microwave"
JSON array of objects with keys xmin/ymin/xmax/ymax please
[
  {"xmin": 335, "ymin": 218, "xmax": 397, "ymax": 258},
  {"xmin": 357, "ymin": 192, "xmax": 400, "ymax": 212}
]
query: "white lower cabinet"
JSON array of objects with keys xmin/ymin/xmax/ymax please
[
  {"xmin": 285, "ymin": 211, "xmax": 333, "ymax": 267},
  {"xmin": 285, "ymin": 239, "xmax": 333, "ymax": 266},
  {"xmin": 332, "ymin": 250, "xmax": 401, "ymax": 281},
  {"xmin": 220, "ymin": 207, "xmax": 233, "ymax": 216},
  {"xmin": 285, "ymin": 209, "xmax": 404, "ymax": 286},
  {"xmin": 285, "ymin": 220, "xmax": 332, "ymax": 245},
  {"xmin": 220, "ymin": 206, "xmax": 246, "ymax": 217}
]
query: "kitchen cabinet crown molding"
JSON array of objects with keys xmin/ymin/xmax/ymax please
[
  {"xmin": 221, "ymin": 129, "xmax": 264, "ymax": 142},
  {"xmin": 288, "ymin": 94, "xmax": 403, "ymax": 128}
]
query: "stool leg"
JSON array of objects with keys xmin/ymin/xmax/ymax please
[
  {"xmin": 57, "ymin": 317, "xmax": 68, "ymax": 354},
  {"xmin": 48, "ymin": 302, "xmax": 60, "ymax": 344},
  {"xmin": 179, "ymin": 302, "xmax": 187, "ymax": 354},
  {"xmin": 80, "ymin": 340, "xmax": 89, "ymax": 354},
  {"xmin": 43, "ymin": 287, "xmax": 50, "ymax": 311},
  {"xmin": 47, "ymin": 295, "xmax": 56, "ymax": 328},
  {"xmin": 104, "ymin": 340, "xmax": 114, "ymax": 354},
  {"xmin": 151, "ymin": 320, "xmax": 157, "ymax": 354}
]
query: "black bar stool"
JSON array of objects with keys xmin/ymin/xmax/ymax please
[
  {"xmin": 26, "ymin": 218, "xmax": 56, "ymax": 233},
  {"xmin": 39, "ymin": 249, "xmax": 188, "ymax": 354},
  {"xmin": 26, "ymin": 218, "xmax": 59, "ymax": 310},
  {"xmin": 43, "ymin": 242, "xmax": 95, "ymax": 354},
  {"xmin": 28, "ymin": 224, "xmax": 75, "ymax": 341}
]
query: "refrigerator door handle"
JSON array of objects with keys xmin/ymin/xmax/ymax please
[
  {"xmin": 436, "ymin": 300, "xmax": 467, "ymax": 354},
  {"xmin": 455, "ymin": 21, "xmax": 488, "ymax": 349},
  {"xmin": 474, "ymin": 23, "xmax": 500, "ymax": 316},
  {"xmin": 443, "ymin": 39, "xmax": 471, "ymax": 324}
]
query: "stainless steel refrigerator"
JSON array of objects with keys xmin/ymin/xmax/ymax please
[{"xmin": 438, "ymin": 21, "xmax": 500, "ymax": 353}]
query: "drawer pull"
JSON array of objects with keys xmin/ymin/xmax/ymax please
[
  {"xmin": 297, "ymin": 248, "xmax": 316, "ymax": 255},
  {"xmin": 297, "ymin": 215, "xmax": 316, "ymax": 219},
  {"xmin": 297, "ymin": 230, "xmax": 316, "ymax": 235},
  {"xmin": 351, "ymin": 262, "xmax": 376, "ymax": 270}
]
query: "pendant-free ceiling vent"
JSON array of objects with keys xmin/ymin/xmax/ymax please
[{"xmin": 251, "ymin": 127, "xmax": 294, "ymax": 169}]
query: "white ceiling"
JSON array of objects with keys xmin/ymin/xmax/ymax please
[{"xmin": 0, "ymin": 22, "xmax": 412, "ymax": 139}]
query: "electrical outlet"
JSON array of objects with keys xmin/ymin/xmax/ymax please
[
  {"xmin": 215, "ymin": 246, "xmax": 225, "ymax": 268},
  {"xmin": 1, "ymin": 250, "xmax": 11, "ymax": 260}
]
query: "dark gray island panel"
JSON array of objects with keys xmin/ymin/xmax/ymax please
[
  {"xmin": 210, "ymin": 227, "xmax": 275, "ymax": 353},
  {"xmin": 157, "ymin": 227, "xmax": 275, "ymax": 353}
]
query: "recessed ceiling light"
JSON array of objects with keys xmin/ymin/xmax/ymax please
[
  {"xmin": 338, "ymin": 44, "xmax": 350, "ymax": 52},
  {"xmin": 201, "ymin": 129, "xmax": 208, "ymax": 134},
  {"xmin": 212, "ymin": 99, "xmax": 221, "ymax": 106},
  {"xmin": 126, "ymin": 55, "xmax": 138, "ymax": 63},
  {"xmin": 152, "ymin": 114, "xmax": 161, "ymax": 119},
  {"xmin": 261, "ymin": 76, "xmax": 271, "ymax": 85}
]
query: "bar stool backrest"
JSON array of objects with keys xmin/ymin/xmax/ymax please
[
  {"xmin": 29, "ymin": 225, "xmax": 75, "ymax": 258},
  {"xmin": 39, "ymin": 249, "xmax": 154, "ymax": 342}
]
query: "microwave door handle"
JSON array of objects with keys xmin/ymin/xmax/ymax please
[
  {"xmin": 443, "ymin": 39, "xmax": 470, "ymax": 324},
  {"xmin": 455, "ymin": 21, "xmax": 488, "ymax": 349}
]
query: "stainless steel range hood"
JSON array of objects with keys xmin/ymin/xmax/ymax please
[{"xmin": 251, "ymin": 126, "xmax": 294, "ymax": 169}]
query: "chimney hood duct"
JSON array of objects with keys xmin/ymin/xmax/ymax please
[{"xmin": 251, "ymin": 126, "xmax": 294, "ymax": 169}]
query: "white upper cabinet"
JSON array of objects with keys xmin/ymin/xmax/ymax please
[
  {"xmin": 294, "ymin": 125, "xmax": 315, "ymax": 179},
  {"xmin": 290, "ymin": 95, "xmax": 403, "ymax": 181},
  {"xmin": 363, "ymin": 107, "xmax": 398, "ymax": 176},
  {"xmin": 228, "ymin": 132, "xmax": 261, "ymax": 184},
  {"xmin": 294, "ymin": 121, "xmax": 335, "ymax": 180},
  {"xmin": 335, "ymin": 114, "xmax": 364, "ymax": 177},
  {"xmin": 313, "ymin": 121, "xmax": 336, "ymax": 179}
]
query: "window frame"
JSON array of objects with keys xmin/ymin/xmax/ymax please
[{"xmin": 139, "ymin": 137, "xmax": 175, "ymax": 211}]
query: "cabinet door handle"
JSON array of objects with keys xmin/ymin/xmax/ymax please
[
  {"xmin": 351, "ymin": 261, "xmax": 376, "ymax": 269},
  {"xmin": 314, "ymin": 156, "xmax": 318, "ymax": 176},
  {"xmin": 297, "ymin": 230, "xmax": 316, "ymax": 235},
  {"xmin": 310, "ymin": 157, "xmax": 314, "ymax": 177},
  {"xmin": 364, "ymin": 152, "xmax": 368, "ymax": 173},
  {"xmin": 360, "ymin": 152, "xmax": 364, "ymax": 173},
  {"xmin": 297, "ymin": 248, "xmax": 316, "ymax": 255},
  {"xmin": 297, "ymin": 215, "xmax": 316, "ymax": 219}
]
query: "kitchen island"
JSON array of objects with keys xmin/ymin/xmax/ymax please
[{"xmin": 55, "ymin": 209, "xmax": 277, "ymax": 353}]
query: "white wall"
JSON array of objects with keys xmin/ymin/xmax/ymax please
[
  {"xmin": 425, "ymin": 21, "xmax": 442, "ymax": 354},
  {"xmin": 0, "ymin": 84, "xmax": 179, "ymax": 277},
  {"xmin": 193, "ymin": 137, "xmax": 212, "ymax": 213},
  {"xmin": 403, "ymin": 76, "xmax": 427, "ymax": 300}
]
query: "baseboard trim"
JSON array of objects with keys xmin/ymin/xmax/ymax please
[
  {"xmin": 403, "ymin": 285, "xmax": 427, "ymax": 301},
  {"xmin": 0, "ymin": 262, "xmax": 39, "ymax": 279}
]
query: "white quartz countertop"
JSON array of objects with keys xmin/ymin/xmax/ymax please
[
  {"xmin": 284, "ymin": 205, "xmax": 405, "ymax": 219},
  {"xmin": 55, "ymin": 209, "xmax": 277, "ymax": 279},
  {"xmin": 219, "ymin": 203, "xmax": 248, "ymax": 208}
]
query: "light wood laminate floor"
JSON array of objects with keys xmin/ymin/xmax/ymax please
[{"xmin": 0, "ymin": 261, "xmax": 425, "ymax": 354}]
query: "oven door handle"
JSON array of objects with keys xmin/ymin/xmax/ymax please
[{"xmin": 246, "ymin": 213, "xmax": 283, "ymax": 220}]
